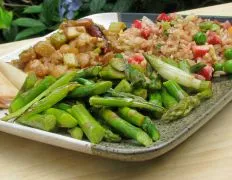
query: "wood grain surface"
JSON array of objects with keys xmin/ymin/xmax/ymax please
[{"xmin": 0, "ymin": 3, "xmax": 232, "ymax": 180}]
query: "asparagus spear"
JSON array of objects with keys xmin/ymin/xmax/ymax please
[
  {"xmin": 107, "ymin": 88, "xmax": 145, "ymax": 102},
  {"xmin": 144, "ymin": 54, "xmax": 211, "ymax": 91},
  {"xmin": 114, "ymin": 79, "xmax": 132, "ymax": 93},
  {"xmin": 161, "ymin": 87, "xmax": 178, "ymax": 109},
  {"xmin": 148, "ymin": 72, "xmax": 162, "ymax": 90},
  {"xmin": 125, "ymin": 64, "xmax": 147, "ymax": 87},
  {"xmin": 19, "ymin": 72, "xmax": 37, "ymax": 93},
  {"xmin": 17, "ymin": 114, "xmax": 56, "ymax": 131},
  {"xmin": 9, "ymin": 76, "xmax": 56, "ymax": 113},
  {"xmin": 118, "ymin": 107, "xmax": 160, "ymax": 141},
  {"xmin": 132, "ymin": 88, "xmax": 147, "ymax": 99},
  {"xmin": 75, "ymin": 78, "xmax": 94, "ymax": 85},
  {"xmin": 71, "ymin": 103, "xmax": 105, "ymax": 144},
  {"xmin": 15, "ymin": 83, "xmax": 78, "ymax": 122},
  {"xmin": 73, "ymin": 66, "xmax": 102, "ymax": 80},
  {"xmin": 95, "ymin": 117, "xmax": 121, "ymax": 142},
  {"xmin": 2, "ymin": 71, "xmax": 77, "ymax": 121},
  {"xmin": 89, "ymin": 96, "xmax": 165, "ymax": 113},
  {"xmin": 178, "ymin": 60, "xmax": 191, "ymax": 73},
  {"xmin": 69, "ymin": 81, "xmax": 112, "ymax": 98},
  {"xmin": 163, "ymin": 80, "xmax": 188, "ymax": 101},
  {"xmin": 190, "ymin": 62, "xmax": 206, "ymax": 73},
  {"xmin": 110, "ymin": 58, "xmax": 126, "ymax": 72},
  {"xmin": 68, "ymin": 127, "xmax": 83, "ymax": 140},
  {"xmin": 103, "ymin": 126, "xmax": 122, "ymax": 142},
  {"xmin": 162, "ymin": 57, "xmax": 178, "ymax": 67},
  {"xmin": 99, "ymin": 65, "xmax": 125, "ymax": 79},
  {"xmin": 45, "ymin": 108, "xmax": 78, "ymax": 128},
  {"xmin": 100, "ymin": 108, "xmax": 153, "ymax": 146},
  {"xmin": 149, "ymin": 91, "xmax": 163, "ymax": 118},
  {"xmin": 161, "ymin": 89, "xmax": 213, "ymax": 122},
  {"xmin": 55, "ymin": 102, "xmax": 72, "ymax": 112}
]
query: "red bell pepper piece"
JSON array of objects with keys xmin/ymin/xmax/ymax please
[
  {"xmin": 192, "ymin": 45, "xmax": 209, "ymax": 59},
  {"xmin": 207, "ymin": 32, "xmax": 222, "ymax": 45},
  {"xmin": 198, "ymin": 64, "xmax": 214, "ymax": 80},
  {"xmin": 132, "ymin": 20, "xmax": 142, "ymax": 29},
  {"xmin": 141, "ymin": 27, "xmax": 151, "ymax": 39},
  {"xmin": 157, "ymin": 13, "xmax": 171, "ymax": 22},
  {"xmin": 128, "ymin": 54, "xmax": 144, "ymax": 64}
]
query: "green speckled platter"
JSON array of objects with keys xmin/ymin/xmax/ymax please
[{"xmin": 0, "ymin": 13, "xmax": 231, "ymax": 161}]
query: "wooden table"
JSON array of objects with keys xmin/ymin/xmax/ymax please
[{"xmin": 1, "ymin": 3, "xmax": 232, "ymax": 180}]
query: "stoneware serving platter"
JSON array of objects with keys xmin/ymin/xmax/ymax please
[{"xmin": 0, "ymin": 13, "xmax": 232, "ymax": 161}]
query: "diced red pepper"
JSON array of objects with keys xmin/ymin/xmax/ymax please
[
  {"xmin": 198, "ymin": 65, "xmax": 214, "ymax": 80},
  {"xmin": 141, "ymin": 27, "xmax": 151, "ymax": 39},
  {"xmin": 132, "ymin": 20, "xmax": 142, "ymax": 29},
  {"xmin": 128, "ymin": 54, "xmax": 144, "ymax": 64},
  {"xmin": 207, "ymin": 31, "xmax": 222, "ymax": 45},
  {"xmin": 192, "ymin": 45, "xmax": 209, "ymax": 59},
  {"xmin": 157, "ymin": 13, "xmax": 171, "ymax": 22}
]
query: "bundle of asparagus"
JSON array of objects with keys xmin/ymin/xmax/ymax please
[{"xmin": 1, "ymin": 53, "xmax": 213, "ymax": 147}]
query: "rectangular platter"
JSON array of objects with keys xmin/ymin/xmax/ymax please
[{"xmin": 0, "ymin": 13, "xmax": 232, "ymax": 161}]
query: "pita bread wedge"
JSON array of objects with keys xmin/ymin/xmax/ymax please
[
  {"xmin": 0, "ymin": 71, "xmax": 18, "ymax": 99},
  {"xmin": 0, "ymin": 62, "xmax": 26, "ymax": 89},
  {"xmin": 0, "ymin": 97, "xmax": 12, "ymax": 109}
]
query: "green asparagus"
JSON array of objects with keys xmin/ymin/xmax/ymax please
[
  {"xmin": 45, "ymin": 108, "xmax": 78, "ymax": 128},
  {"xmin": 161, "ymin": 89, "xmax": 213, "ymax": 122},
  {"xmin": 149, "ymin": 91, "xmax": 163, "ymax": 118},
  {"xmin": 190, "ymin": 62, "xmax": 206, "ymax": 73},
  {"xmin": 17, "ymin": 114, "xmax": 56, "ymax": 131},
  {"xmin": 89, "ymin": 96, "xmax": 165, "ymax": 113},
  {"xmin": 118, "ymin": 107, "xmax": 160, "ymax": 141},
  {"xmin": 19, "ymin": 72, "xmax": 37, "ymax": 93},
  {"xmin": 162, "ymin": 57, "xmax": 178, "ymax": 67},
  {"xmin": 125, "ymin": 64, "xmax": 147, "ymax": 87},
  {"xmin": 71, "ymin": 103, "xmax": 105, "ymax": 144},
  {"xmin": 178, "ymin": 60, "xmax": 191, "ymax": 73},
  {"xmin": 100, "ymin": 109, "xmax": 153, "ymax": 146},
  {"xmin": 68, "ymin": 127, "xmax": 83, "ymax": 140},
  {"xmin": 99, "ymin": 65, "xmax": 125, "ymax": 79},
  {"xmin": 55, "ymin": 102, "xmax": 72, "ymax": 112},
  {"xmin": 161, "ymin": 87, "xmax": 178, "ymax": 109},
  {"xmin": 132, "ymin": 88, "xmax": 148, "ymax": 99},
  {"xmin": 75, "ymin": 78, "xmax": 94, "ymax": 85},
  {"xmin": 74, "ymin": 66, "xmax": 102, "ymax": 79},
  {"xmin": 148, "ymin": 72, "xmax": 162, "ymax": 90},
  {"xmin": 107, "ymin": 88, "xmax": 145, "ymax": 102},
  {"xmin": 110, "ymin": 58, "xmax": 126, "ymax": 72},
  {"xmin": 144, "ymin": 54, "xmax": 211, "ymax": 91},
  {"xmin": 163, "ymin": 80, "xmax": 188, "ymax": 101},
  {"xmin": 9, "ymin": 76, "xmax": 56, "ymax": 113},
  {"xmin": 114, "ymin": 79, "xmax": 132, "ymax": 93},
  {"xmin": 2, "ymin": 71, "xmax": 77, "ymax": 121},
  {"xmin": 69, "ymin": 81, "xmax": 112, "ymax": 98}
]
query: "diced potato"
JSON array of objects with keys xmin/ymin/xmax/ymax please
[
  {"xmin": 50, "ymin": 51, "xmax": 63, "ymax": 64},
  {"xmin": 64, "ymin": 27, "xmax": 81, "ymax": 40},
  {"xmin": 60, "ymin": 44, "xmax": 79, "ymax": 55},
  {"xmin": 19, "ymin": 48, "xmax": 37, "ymax": 63},
  {"xmin": 34, "ymin": 41, "xmax": 56, "ymax": 57},
  {"xmin": 63, "ymin": 53, "xmax": 79, "ymax": 67},
  {"xmin": 77, "ymin": 53, "xmax": 90, "ymax": 68},
  {"xmin": 76, "ymin": 26, "xmax": 86, "ymax": 33},
  {"xmin": 50, "ymin": 64, "xmax": 68, "ymax": 78},
  {"xmin": 24, "ymin": 59, "xmax": 49, "ymax": 77},
  {"xmin": 50, "ymin": 32, "xmax": 67, "ymax": 49}
]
